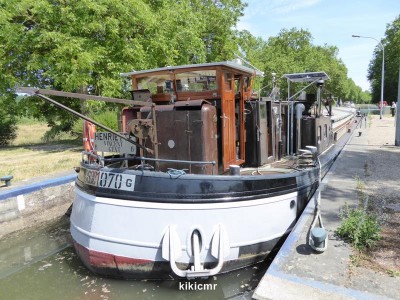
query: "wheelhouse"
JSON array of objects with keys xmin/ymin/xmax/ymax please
[{"xmin": 121, "ymin": 61, "xmax": 263, "ymax": 174}]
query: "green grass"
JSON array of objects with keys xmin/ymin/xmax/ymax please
[{"xmin": 0, "ymin": 118, "xmax": 82, "ymax": 183}]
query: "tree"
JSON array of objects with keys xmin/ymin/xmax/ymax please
[
  {"xmin": 236, "ymin": 27, "xmax": 369, "ymax": 103},
  {"xmin": 0, "ymin": 95, "xmax": 18, "ymax": 146},
  {"xmin": 0, "ymin": 0, "xmax": 246, "ymax": 136},
  {"xmin": 368, "ymin": 15, "xmax": 400, "ymax": 104}
]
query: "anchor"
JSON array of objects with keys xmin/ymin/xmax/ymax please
[{"xmin": 162, "ymin": 224, "xmax": 229, "ymax": 278}]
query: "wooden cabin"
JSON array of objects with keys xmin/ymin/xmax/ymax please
[
  {"xmin": 120, "ymin": 62, "xmax": 331, "ymax": 175},
  {"xmin": 121, "ymin": 61, "xmax": 267, "ymax": 174}
]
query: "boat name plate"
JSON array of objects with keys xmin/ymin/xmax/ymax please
[
  {"xmin": 84, "ymin": 169, "xmax": 136, "ymax": 191},
  {"xmin": 94, "ymin": 132, "xmax": 137, "ymax": 154}
]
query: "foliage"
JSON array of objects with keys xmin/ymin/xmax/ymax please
[
  {"xmin": 71, "ymin": 109, "xmax": 119, "ymax": 137},
  {"xmin": 1, "ymin": 0, "xmax": 372, "ymax": 136},
  {"xmin": 238, "ymin": 28, "xmax": 370, "ymax": 103},
  {"xmin": 368, "ymin": 14, "xmax": 400, "ymax": 104},
  {"xmin": 0, "ymin": 0, "xmax": 245, "ymax": 133},
  {"xmin": 336, "ymin": 203, "xmax": 381, "ymax": 250},
  {"xmin": 0, "ymin": 95, "xmax": 19, "ymax": 145},
  {"xmin": 0, "ymin": 117, "xmax": 18, "ymax": 146}
]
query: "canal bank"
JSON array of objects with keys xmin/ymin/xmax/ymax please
[
  {"xmin": 0, "ymin": 171, "xmax": 76, "ymax": 238},
  {"xmin": 0, "ymin": 215, "xmax": 268, "ymax": 299},
  {"xmin": 254, "ymin": 115, "xmax": 400, "ymax": 300}
]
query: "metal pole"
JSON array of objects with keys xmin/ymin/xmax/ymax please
[
  {"xmin": 287, "ymin": 79, "xmax": 290, "ymax": 155},
  {"xmin": 380, "ymin": 43, "xmax": 385, "ymax": 119},
  {"xmin": 396, "ymin": 63, "xmax": 400, "ymax": 146}
]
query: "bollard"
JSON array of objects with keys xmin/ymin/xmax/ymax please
[
  {"xmin": 1, "ymin": 175, "xmax": 14, "ymax": 187},
  {"xmin": 229, "ymin": 165, "xmax": 240, "ymax": 176},
  {"xmin": 310, "ymin": 227, "xmax": 327, "ymax": 251}
]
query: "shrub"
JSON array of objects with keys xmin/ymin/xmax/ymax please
[
  {"xmin": 0, "ymin": 117, "xmax": 18, "ymax": 146},
  {"xmin": 0, "ymin": 95, "xmax": 18, "ymax": 145},
  {"xmin": 336, "ymin": 204, "xmax": 381, "ymax": 249}
]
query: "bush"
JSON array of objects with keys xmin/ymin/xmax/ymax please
[
  {"xmin": 336, "ymin": 204, "xmax": 381, "ymax": 249},
  {"xmin": 0, "ymin": 117, "xmax": 18, "ymax": 146},
  {"xmin": 0, "ymin": 95, "xmax": 19, "ymax": 146}
]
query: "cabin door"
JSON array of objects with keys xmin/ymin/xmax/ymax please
[{"xmin": 221, "ymin": 72, "xmax": 236, "ymax": 170}]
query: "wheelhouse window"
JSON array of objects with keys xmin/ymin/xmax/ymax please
[
  {"xmin": 243, "ymin": 76, "xmax": 251, "ymax": 92},
  {"xmin": 137, "ymin": 75, "xmax": 174, "ymax": 95},
  {"xmin": 175, "ymin": 70, "xmax": 217, "ymax": 92},
  {"xmin": 224, "ymin": 73, "xmax": 233, "ymax": 91}
]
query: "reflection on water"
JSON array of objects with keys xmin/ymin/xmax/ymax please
[{"xmin": 0, "ymin": 217, "xmax": 272, "ymax": 300}]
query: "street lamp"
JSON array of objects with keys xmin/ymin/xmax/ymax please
[{"xmin": 352, "ymin": 34, "xmax": 385, "ymax": 119}]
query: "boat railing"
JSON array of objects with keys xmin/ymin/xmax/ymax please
[{"xmin": 82, "ymin": 151, "xmax": 216, "ymax": 175}]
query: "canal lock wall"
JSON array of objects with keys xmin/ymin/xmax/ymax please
[{"xmin": 0, "ymin": 173, "xmax": 76, "ymax": 238}]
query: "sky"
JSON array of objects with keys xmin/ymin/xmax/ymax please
[{"xmin": 237, "ymin": 0, "xmax": 400, "ymax": 91}]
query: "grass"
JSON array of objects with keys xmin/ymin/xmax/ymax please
[
  {"xmin": 0, "ymin": 119, "xmax": 82, "ymax": 183},
  {"xmin": 387, "ymin": 269, "xmax": 400, "ymax": 277},
  {"xmin": 336, "ymin": 178, "xmax": 381, "ymax": 250},
  {"xmin": 336, "ymin": 204, "xmax": 381, "ymax": 249}
]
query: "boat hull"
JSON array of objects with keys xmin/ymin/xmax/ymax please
[{"xmin": 70, "ymin": 167, "xmax": 318, "ymax": 279}]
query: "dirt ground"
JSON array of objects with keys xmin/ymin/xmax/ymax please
[{"xmin": 357, "ymin": 116, "xmax": 400, "ymax": 276}]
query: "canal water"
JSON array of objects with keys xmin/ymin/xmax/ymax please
[{"xmin": 0, "ymin": 216, "xmax": 273, "ymax": 299}]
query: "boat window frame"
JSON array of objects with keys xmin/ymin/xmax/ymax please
[
  {"xmin": 318, "ymin": 125, "xmax": 322, "ymax": 141},
  {"xmin": 224, "ymin": 73, "xmax": 233, "ymax": 91}
]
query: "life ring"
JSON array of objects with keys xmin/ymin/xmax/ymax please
[{"xmin": 83, "ymin": 120, "xmax": 96, "ymax": 153}]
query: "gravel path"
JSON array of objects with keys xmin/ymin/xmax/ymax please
[{"xmin": 361, "ymin": 115, "xmax": 400, "ymax": 276}]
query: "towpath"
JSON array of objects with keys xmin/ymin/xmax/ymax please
[{"xmin": 254, "ymin": 114, "xmax": 400, "ymax": 300}]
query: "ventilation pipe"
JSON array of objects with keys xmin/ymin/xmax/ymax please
[
  {"xmin": 296, "ymin": 104, "xmax": 305, "ymax": 154},
  {"xmin": 316, "ymin": 80, "xmax": 324, "ymax": 117}
]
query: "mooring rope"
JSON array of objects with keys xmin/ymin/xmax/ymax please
[{"xmin": 308, "ymin": 157, "xmax": 328, "ymax": 252}]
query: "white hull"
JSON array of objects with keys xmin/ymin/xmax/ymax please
[{"xmin": 70, "ymin": 186, "xmax": 298, "ymax": 278}]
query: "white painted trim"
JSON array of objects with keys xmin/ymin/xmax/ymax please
[
  {"xmin": 71, "ymin": 220, "xmax": 160, "ymax": 248},
  {"xmin": 71, "ymin": 219, "xmax": 291, "ymax": 250},
  {"xmin": 75, "ymin": 187, "xmax": 297, "ymax": 210}
]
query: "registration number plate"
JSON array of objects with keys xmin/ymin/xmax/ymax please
[{"xmin": 84, "ymin": 170, "xmax": 136, "ymax": 191}]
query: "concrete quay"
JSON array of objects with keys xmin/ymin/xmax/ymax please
[
  {"xmin": 0, "ymin": 171, "xmax": 76, "ymax": 238},
  {"xmin": 254, "ymin": 115, "xmax": 400, "ymax": 300}
]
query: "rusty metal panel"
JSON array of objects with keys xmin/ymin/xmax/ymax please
[
  {"xmin": 121, "ymin": 107, "xmax": 140, "ymax": 132},
  {"xmin": 301, "ymin": 117, "xmax": 316, "ymax": 149},
  {"xmin": 197, "ymin": 104, "xmax": 218, "ymax": 174},
  {"xmin": 156, "ymin": 109, "xmax": 187, "ymax": 171},
  {"xmin": 245, "ymin": 101, "xmax": 268, "ymax": 167},
  {"xmin": 155, "ymin": 103, "xmax": 218, "ymax": 174}
]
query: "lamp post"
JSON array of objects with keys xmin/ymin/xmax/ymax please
[{"xmin": 352, "ymin": 35, "xmax": 385, "ymax": 119}]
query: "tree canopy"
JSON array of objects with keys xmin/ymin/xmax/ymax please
[
  {"xmin": 0, "ymin": 0, "xmax": 246, "ymax": 140},
  {"xmin": 237, "ymin": 28, "xmax": 370, "ymax": 103},
  {"xmin": 0, "ymin": 0, "xmax": 370, "ymax": 144},
  {"xmin": 368, "ymin": 14, "xmax": 400, "ymax": 105}
]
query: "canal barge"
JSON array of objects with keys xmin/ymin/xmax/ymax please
[{"xmin": 19, "ymin": 61, "xmax": 355, "ymax": 279}]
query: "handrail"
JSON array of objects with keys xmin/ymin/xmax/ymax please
[{"xmin": 83, "ymin": 152, "xmax": 216, "ymax": 175}]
